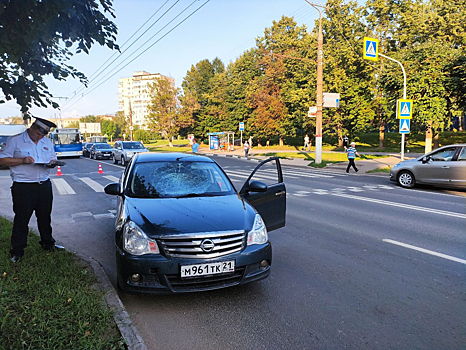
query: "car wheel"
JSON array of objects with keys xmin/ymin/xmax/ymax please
[
  {"xmin": 113, "ymin": 155, "xmax": 118, "ymax": 164},
  {"xmin": 121, "ymin": 156, "xmax": 126, "ymax": 166},
  {"xmin": 397, "ymin": 170, "xmax": 416, "ymax": 188}
]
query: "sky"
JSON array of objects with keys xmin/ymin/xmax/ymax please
[{"xmin": 0, "ymin": 0, "xmax": 322, "ymax": 121}]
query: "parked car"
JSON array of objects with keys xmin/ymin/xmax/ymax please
[
  {"xmin": 82, "ymin": 142, "xmax": 94, "ymax": 157},
  {"xmin": 112, "ymin": 141, "xmax": 148, "ymax": 166},
  {"xmin": 90, "ymin": 143, "xmax": 113, "ymax": 160},
  {"xmin": 389, "ymin": 144, "xmax": 466, "ymax": 189},
  {"xmin": 104, "ymin": 153, "xmax": 286, "ymax": 294}
]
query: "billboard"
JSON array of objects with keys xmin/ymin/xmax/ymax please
[{"xmin": 79, "ymin": 122, "xmax": 101, "ymax": 133}]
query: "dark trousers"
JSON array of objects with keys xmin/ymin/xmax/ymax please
[
  {"xmin": 10, "ymin": 180, "xmax": 55, "ymax": 256},
  {"xmin": 346, "ymin": 159, "xmax": 358, "ymax": 172}
]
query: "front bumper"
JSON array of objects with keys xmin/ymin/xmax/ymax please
[{"xmin": 116, "ymin": 243, "xmax": 272, "ymax": 294}]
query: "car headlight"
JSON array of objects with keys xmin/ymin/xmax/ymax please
[
  {"xmin": 126, "ymin": 151, "xmax": 133, "ymax": 156},
  {"xmin": 123, "ymin": 221, "xmax": 159, "ymax": 255},
  {"xmin": 247, "ymin": 214, "xmax": 268, "ymax": 245},
  {"xmin": 392, "ymin": 163, "xmax": 401, "ymax": 168}
]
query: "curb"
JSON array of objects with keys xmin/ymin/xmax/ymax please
[{"xmin": 75, "ymin": 251, "xmax": 148, "ymax": 350}]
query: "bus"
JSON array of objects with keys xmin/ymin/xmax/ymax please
[{"xmin": 50, "ymin": 128, "xmax": 83, "ymax": 158}]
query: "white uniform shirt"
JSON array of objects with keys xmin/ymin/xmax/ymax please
[{"xmin": 0, "ymin": 130, "xmax": 56, "ymax": 182}]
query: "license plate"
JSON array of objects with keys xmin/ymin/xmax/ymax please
[{"xmin": 181, "ymin": 260, "xmax": 235, "ymax": 278}]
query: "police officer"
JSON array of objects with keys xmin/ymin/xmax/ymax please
[{"xmin": 0, "ymin": 117, "xmax": 63, "ymax": 263}]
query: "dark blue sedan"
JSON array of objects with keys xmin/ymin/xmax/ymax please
[{"xmin": 104, "ymin": 152, "xmax": 286, "ymax": 294}]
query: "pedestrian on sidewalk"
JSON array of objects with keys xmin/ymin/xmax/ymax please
[
  {"xmin": 346, "ymin": 141, "xmax": 360, "ymax": 173},
  {"xmin": 303, "ymin": 134, "xmax": 311, "ymax": 152},
  {"xmin": 0, "ymin": 117, "xmax": 64, "ymax": 263},
  {"xmin": 244, "ymin": 141, "xmax": 250, "ymax": 158},
  {"xmin": 343, "ymin": 135, "xmax": 349, "ymax": 150},
  {"xmin": 192, "ymin": 138, "xmax": 199, "ymax": 153}
]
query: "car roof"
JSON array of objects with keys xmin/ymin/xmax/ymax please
[{"xmin": 134, "ymin": 152, "xmax": 214, "ymax": 163}]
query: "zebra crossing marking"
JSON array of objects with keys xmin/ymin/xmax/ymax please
[
  {"xmin": 103, "ymin": 175, "xmax": 120, "ymax": 182},
  {"xmin": 52, "ymin": 178, "xmax": 76, "ymax": 195},
  {"xmin": 79, "ymin": 177, "xmax": 104, "ymax": 192}
]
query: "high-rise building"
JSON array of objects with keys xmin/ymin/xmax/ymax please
[{"xmin": 118, "ymin": 71, "xmax": 175, "ymax": 129}]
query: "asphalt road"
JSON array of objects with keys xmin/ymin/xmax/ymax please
[{"xmin": 0, "ymin": 155, "xmax": 465, "ymax": 349}]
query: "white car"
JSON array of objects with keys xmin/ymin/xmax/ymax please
[{"xmin": 112, "ymin": 141, "xmax": 148, "ymax": 166}]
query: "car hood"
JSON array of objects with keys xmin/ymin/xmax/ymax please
[
  {"xmin": 393, "ymin": 158, "xmax": 417, "ymax": 167},
  {"xmin": 125, "ymin": 194, "xmax": 256, "ymax": 237}
]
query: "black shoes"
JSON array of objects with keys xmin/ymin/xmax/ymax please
[
  {"xmin": 356, "ymin": 169, "xmax": 359, "ymax": 173},
  {"xmin": 42, "ymin": 244, "xmax": 65, "ymax": 252},
  {"xmin": 11, "ymin": 255, "xmax": 22, "ymax": 263}
]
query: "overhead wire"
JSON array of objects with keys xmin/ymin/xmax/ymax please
[
  {"xmin": 62, "ymin": 0, "xmax": 210, "ymax": 112},
  {"xmin": 61, "ymin": 0, "xmax": 176, "ymax": 109}
]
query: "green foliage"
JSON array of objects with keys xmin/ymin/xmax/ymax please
[
  {"xmin": 0, "ymin": 217, "xmax": 124, "ymax": 349},
  {"xmin": 0, "ymin": 0, "xmax": 119, "ymax": 116},
  {"xmin": 176, "ymin": 1, "xmax": 465, "ymax": 145}
]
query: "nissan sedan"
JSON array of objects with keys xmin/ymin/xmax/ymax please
[
  {"xmin": 389, "ymin": 144, "xmax": 466, "ymax": 189},
  {"xmin": 104, "ymin": 152, "xmax": 286, "ymax": 294}
]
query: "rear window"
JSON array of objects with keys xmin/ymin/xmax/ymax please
[
  {"xmin": 96, "ymin": 144, "xmax": 112, "ymax": 149},
  {"xmin": 122, "ymin": 142, "xmax": 144, "ymax": 150},
  {"xmin": 128, "ymin": 161, "xmax": 235, "ymax": 198}
]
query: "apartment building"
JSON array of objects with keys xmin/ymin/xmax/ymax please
[{"xmin": 118, "ymin": 71, "xmax": 175, "ymax": 129}]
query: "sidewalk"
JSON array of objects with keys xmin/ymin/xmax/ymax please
[{"xmin": 198, "ymin": 147, "xmax": 420, "ymax": 173}]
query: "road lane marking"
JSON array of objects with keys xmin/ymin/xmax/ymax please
[
  {"xmin": 51, "ymin": 178, "xmax": 76, "ymax": 195},
  {"xmin": 332, "ymin": 192, "xmax": 466, "ymax": 219},
  {"xmin": 79, "ymin": 177, "xmax": 104, "ymax": 192},
  {"xmin": 103, "ymin": 175, "xmax": 120, "ymax": 182},
  {"xmin": 383, "ymin": 239, "xmax": 466, "ymax": 265}
]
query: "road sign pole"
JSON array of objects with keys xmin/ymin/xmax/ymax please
[{"xmin": 379, "ymin": 53, "xmax": 407, "ymax": 161}]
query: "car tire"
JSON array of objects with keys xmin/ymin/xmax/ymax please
[
  {"xmin": 397, "ymin": 170, "xmax": 416, "ymax": 188},
  {"xmin": 121, "ymin": 156, "xmax": 126, "ymax": 166}
]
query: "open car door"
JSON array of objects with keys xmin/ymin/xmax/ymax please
[{"xmin": 240, "ymin": 157, "xmax": 286, "ymax": 231}]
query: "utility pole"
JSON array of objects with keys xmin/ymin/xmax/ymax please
[
  {"xmin": 128, "ymin": 99, "xmax": 133, "ymax": 141},
  {"xmin": 305, "ymin": 1, "xmax": 327, "ymax": 164}
]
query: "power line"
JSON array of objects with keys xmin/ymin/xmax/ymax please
[
  {"xmin": 63, "ymin": 0, "xmax": 210, "ymax": 112},
  {"xmin": 61, "ymin": 0, "xmax": 177, "ymax": 109}
]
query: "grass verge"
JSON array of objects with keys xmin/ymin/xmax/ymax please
[
  {"xmin": 0, "ymin": 217, "xmax": 125, "ymax": 350},
  {"xmin": 367, "ymin": 167, "xmax": 392, "ymax": 174}
]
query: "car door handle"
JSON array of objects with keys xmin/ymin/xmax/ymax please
[
  {"xmin": 442, "ymin": 166, "xmax": 450, "ymax": 169},
  {"xmin": 275, "ymin": 191, "xmax": 286, "ymax": 196}
]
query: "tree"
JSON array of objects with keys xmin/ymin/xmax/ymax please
[
  {"xmin": 0, "ymin": 0, "xmax": 119, "ymax": 117},
  {"xmin": 146, "ymin": 78, "xmax": 180, "ymax": 146}
]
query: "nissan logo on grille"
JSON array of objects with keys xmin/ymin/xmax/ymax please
[{"xmin": 200, "ymin": 239, "xmax": 215, "ymax": 252}]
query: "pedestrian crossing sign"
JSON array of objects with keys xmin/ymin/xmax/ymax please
[
  {"xmin": 363, "ymin": 37, "xmax": 379, "ymax": 61},
  {"xmin": 397, "ymin": 99, "xmax": 413, "ymax": 119},
  {"xmin": 399, "ymin": 119, "xmax": 410, "ymax": 134}
]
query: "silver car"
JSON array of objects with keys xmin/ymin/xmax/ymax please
[
  {"xmin": 389, "ymin": 144, "xmax": 466, "ymax": 189},
  {"xmin": 112, "ymin": 141, "xmax": 149, "ymax": 166}
]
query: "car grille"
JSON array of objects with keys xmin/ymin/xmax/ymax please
[
  {"xmin": 166, "ymin": 267, "xmax": 245, "ymax": 292},
  {"xmin": 159, "ymin": 230, "xmax": 246, "ymax": 259}
]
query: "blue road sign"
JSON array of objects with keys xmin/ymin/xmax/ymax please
[
  {"xmin": 397, "ymin": 99, "xmax": 413, "ymax": 119},
  {"xmin": 239, "ymin": 122, "xmax": 244, "ymax": 131},
  {"xmin": 363, "ymin": 37, "xmax": 379, "ymax": 61},
  {"xmin": 399, "ymin": 119, "xmax": 410, "ymax": 134}
]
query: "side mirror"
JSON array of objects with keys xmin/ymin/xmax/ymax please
[
  {"xmin": 422, "ymin": 156, "xmax": 429, "ymax": 163},
  {"xmin": 104, "ymin": 182, "xmax": 122, "ymax": 196},
  {"xmin": 248, "ymin": 180, "xmax": 268, "ymax": 193}
]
